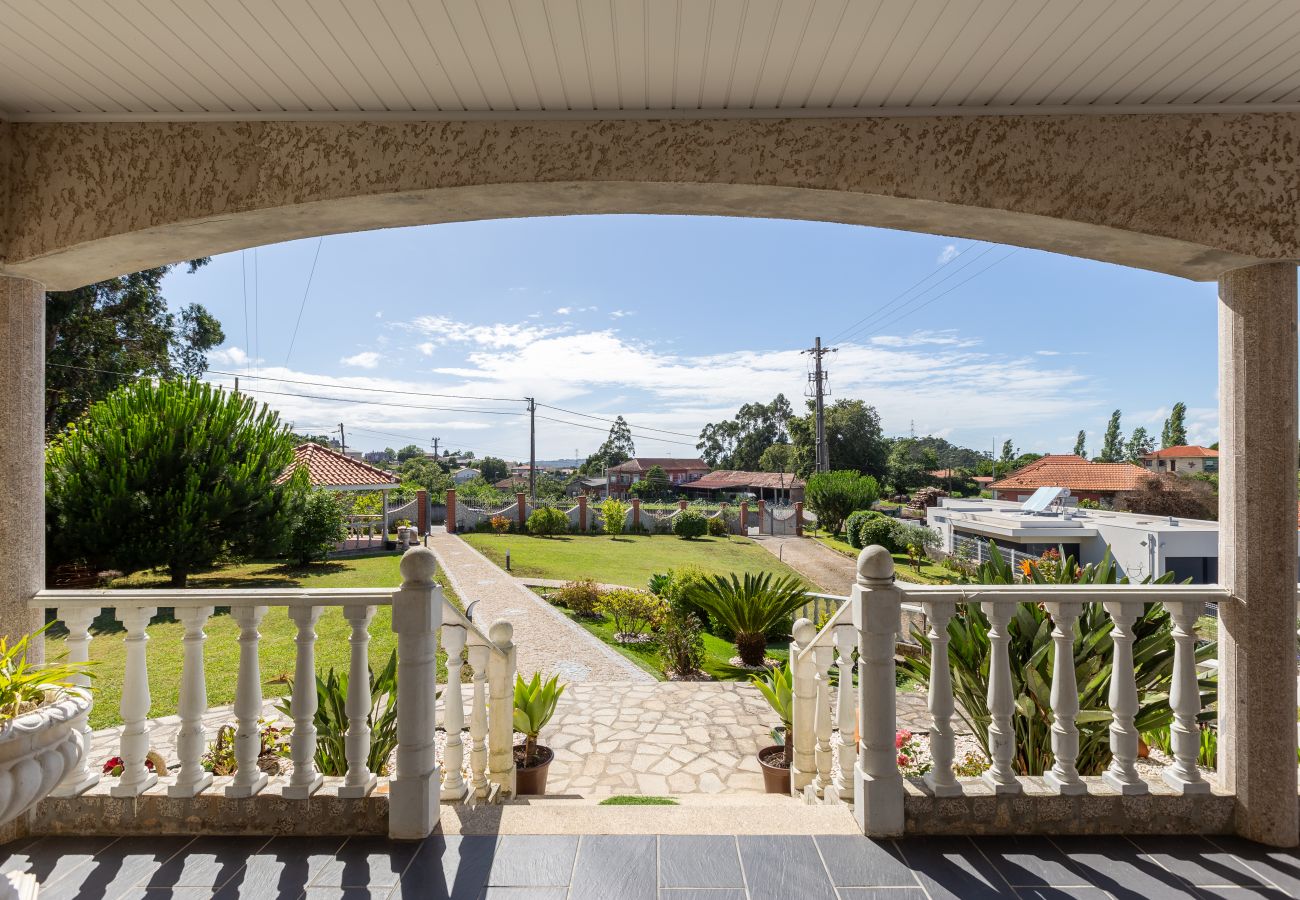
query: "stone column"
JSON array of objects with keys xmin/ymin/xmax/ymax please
[
  {"xmin": 516, "ymin": 492, "xmax": 527, "ymax": 531},
  {"xmin": 578, "ymin": 494, "xmax": 587, "ymax": 531},
  {"xmin": 631, "ymin": 497, "xmax": 641, "ymax": 531},
  {"xmin": 795, "ymin": 502, "xmax": 804, "ymax": 537},
  {"xmin": 1, "ymin": 275, "xmax": 45, "ymax": 662},
  {"xmin": 1218, "ymin": 262, "xmax": 1299, "ymax": 847},
  {"xmin": 740, "ymin": 502, "xmax": 749, "ymax": 535},
  {"xmin": 757, "ymin": 500, "xmax": 766, "ymax": 534},
  {"xmin": 446, "ymin": 489, "xmax": 457, "ymax": 533},
  {"xmin": 416, "ymin": 490, "xmax": 428, "ymax": 536}
]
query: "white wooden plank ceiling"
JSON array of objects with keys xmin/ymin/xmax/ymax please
[{"xmin": 1, "ymin": 0, "xmax": 1298, "ymax": 119}]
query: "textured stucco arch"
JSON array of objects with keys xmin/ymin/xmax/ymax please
[{"xmin": 1, "ymin": 113, "xmax": 1298, "ymax": 289}]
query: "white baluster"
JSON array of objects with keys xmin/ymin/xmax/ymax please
[
  {"xmin": 981, "ymin": 601, "xmax": 1022, "ymax": 794},
  {"xmin": 790, "ymin": 619, "xmax": 818, "ymax": 794},
  {"xmin": 1043, "ymin": 600, "xmax": 1085, "ymax": 795},
  {"xmin": 283, "ymin": 605, "xmax": 324, "ymax": 799},
  {"xmin": 227, "ymin": 605, "xmax": 269, "ymax": 798},
  {"xmin": 468, "ymin": 642, "xmax": 490, "ymax": 798},
  {"xmin": 168, "ymin": 605, "xmax": 214, "ymax": 798},
  {"xmin": 1163, "ymin": 601, "xmax": 1210, "ymax": 794},
  {"xmin": 487, "ymin": 621, "xmax": 516, "ymax": 796},
  {"xmin": 440, "ymin": 624, "xmax": 468, "ymax": 800},
  {"xmin": 1102, "ymin": 598, "xmax": 1148, "ymax": 794},
  {"xmin": 339, "ymin": 604, "xmax": 378, "ymax": 798},
  {"xmin": 828, "ymin": 623, "xmax": 857, "ymax": 803},
  {"xmin": 812, "ymin": 641, "xmax": 835, "ymax": 797},
  {"xmin": 390, "ymin": 547, "xmax": 442, "ymax": 839},
  {"xmin": 51, "ymin": 606, "xmax": 99, "ymax": 797},
  {"xmin": 854, "ymin": 547, "xmax": 904, "ymax": 836},
  {"xmin": 112, "ymin": 606, "xmax": 158, "ymax": 797},
  {"xmin": 922, "ymin": 599, "xmax": 962, "ymax": 797}
]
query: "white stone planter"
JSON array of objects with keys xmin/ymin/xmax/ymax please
[{"xmin": 0, "ymin": 691, "xmax": 90, "ymax": 829}]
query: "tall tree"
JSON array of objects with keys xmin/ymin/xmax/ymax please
[
  {"xmin": 396, "ymin": 444, "xmax": 424, "ymax": 462},
  {"xmin": 1100, "ymin": 410, "xmax": 1125, "ymax": 462},
  {"xmin": 582, "ymin": 416, "xmax": 636, "ymax": 474},
  {"xmin": 758, "ymin": 443, "xmax": 793, "ymax": 473},
  {"xmin": 697, "ymin": 395, "xmax": 792, "ymax": 470},
  {"xmin": 1126, "ymin": 426, "xmax": 1154, "ymax": 462},
  {"xmin": 1073, "ymin": 430, "xmax": 1087, "ymax": 458},
  {"xmin": 788, "ymin": 399, "xmax": 887, "ymax": 481},
  {"xmin": 479, "ymin": 456, "xmax": 509, "ymax": 483},
  {"xmin": 45, "ymin": 261, "xmax": 223, "ymax": 434},
  {"xmin": 1162, "ymin": 402, "xmax": 1188, "ymax": 448},
  {"xmin": 997, "ymin": 440, "xmax": 1017, "ymax": 477}
]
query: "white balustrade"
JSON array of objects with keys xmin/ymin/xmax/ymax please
[
  {"xmin": 1102, "ymin": 598, "xmax": 1147, "ymax": 795},
  {"xmin": 1164, "ymin": 601, "xmax": 1211, "ymax": 794},
  {"xmin": 338, "ymin": 604, "xmax": 378, "ymax": 798},
  {"xmin": 790, "ymin": 619, "xmax": 818, "ymax": 794},
  {"xmin": 51, "ymin": 606, "xmax": 99, "ymax": 798},
  {"xmin": 33, "ymin": 546, "xmax": 518, "ymax": 841},
  {"xmin": 981, "ymin": 600, "xmax": 1023, "ymax": 795},
  {"xmin": 812, "ymin": 640, "xmax": 835, "ymax": 798},
  {"xmin": 440, "ymin": 623, "xmax": 469, "ymax": 800},
  {"xmin": 922, "ymin": 598, "xmax": 960, "ymax": 798},
  {"xmin": 1043, "ymin": 600, "xmax": 1085, "ymax": 795},
  {"xmin": 828, "ymin": 622, "xmax": 857, "ymax": 804},
  {"xmin": 169, "ymin": 605, "xmax": 214, "ymax": 798}
]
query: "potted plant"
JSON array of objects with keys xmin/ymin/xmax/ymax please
[
  {"xmin": 1, "ymin": 626, "xmax": 92, "ymax": 888},
  {"xmin": 752, "ymin": 663, "xmax": 793, "ymax": 794},
  {"xmin": 513, "ymin": 672, "xmax": 565, "ymax": 795}
]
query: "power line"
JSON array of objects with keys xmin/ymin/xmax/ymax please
[
  {"xmin": 534, "ymin": 402, "xmax": 699, "ymax": 439},
  {"xmin": 240, "ymin": 251, "xmax": 250, "ymax": 378},
  {"xmin": 855, "ymin": 248, "xmax": 1021, "ymax": 341},
  {"xmin": 284, "ymin": 237, "xmax": 324, "ymax": 366},
  {"xmin": 533, "ymin": 413, "xmax": 698, "ymax": 447},
  {"xmin": 202, "ymin": 369, "xmax": 524, "ymax": 404}
]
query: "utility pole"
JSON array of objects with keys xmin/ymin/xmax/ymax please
[
  {"xmin": 802, "ymin": 337, "xmax": 836, "ymax": 473},
  {"xmin": 233, "ymin": 376, "xmax": 239, "ymax": 395},
  {"xmin": 527, "ymin": 397, "xmax": 537, "ymax": 504},
  {"xmin": 339, "ymin": 423, "xmax": 346, "ymax": 455},
  {"xmin": 431, "ymin": 436, "xmax": 440, "ymax": 458}
]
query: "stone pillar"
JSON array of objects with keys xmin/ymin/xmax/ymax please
[
  {"xmin": 1, "ymin": 275, "xmax": 45, "ymax": 662},
  {"xmin": 578, "ymin": 495, "xmax": 587, "ymax": 532},
  {"xmin": 1218, "ymin": 262, "xmax": 1299, "ymax": 847},
  {"xmin": 516, "ymin": 492, "xmax": 527, "ymax": 531},
  {"xmin": 446, "ymin": 489, "xmax": 457, "ymax": 534},
  {"xmin": 740, "ymin": 502, "xmax": 749, "ymax": 535},
  {"xmin": 795, "ymin": 502, "xmax": 804, "ymax": 537},
  {"xmin": 631, "ymin": 498, "xmax": 641, "ymax": 531},
  {"xmin": 757, "ymin": 500, "xmax": 766, "ymax": 535},
  {"xmin": 416, "ymin": 490, "xmax": 428, "ymax": 536}
]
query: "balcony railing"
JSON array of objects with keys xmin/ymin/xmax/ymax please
[
  {"xmin": 29, "ymin": 547, "xmax": 515, "ymax": 840},
  {"xmin": 790, "ymin": 545, "xmax": 1229, "ymax": 836}
]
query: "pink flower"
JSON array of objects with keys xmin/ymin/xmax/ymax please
[
  {"xmin": 897, "ymin": 753, "xmax": 909, "ymax": 767},
  {"xmin": 895, "ymin": 729, "xmax": 912, "ymax": 749}
]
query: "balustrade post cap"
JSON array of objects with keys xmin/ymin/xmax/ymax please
[
  {"xmin": 399, "ymin": 545, "xmax": 438, "ymax": 585},
  {"xmin": 857, "ymin": 545, "xmax": 895, "ymax": 582},
  {"xmin": 489, "ymin": 619, "xmax": 513, "ymax": 645},
  {"xmin": 792, "ymin": 617, "xmax": 816, "ymax": 645}
]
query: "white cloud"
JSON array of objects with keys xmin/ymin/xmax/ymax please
[
  {"xmin": 209, "ymin": 346, "xmax": 252, "ymax": 367},
  {"xmin": 374, "ymin": 311, "xmax": 383, "ymax": 319},
  {"xmin": 869, "ymin": 330, "xmax": 978, "ymax": 349},
  {"xmin": 340, "ymin": 351, "xmax": 381, "ymax": 369},
  {"xmin": 938, "ymin": 244, "xmax": 960, "ymax": 264},
  {"xmin": 408, "ymin": 314, "xmax": 563, "ymax": 350},
  {"xmin": 416, "ymin": 342, "xmax": 435, "ymax": 356},
  {"xmin": 555, "ymin": 306, "xmax": 572, "ymax": 315},
  {"xmin": 1035, "ymin": 350, "xmax": 1061, "ymax": 356},
  {"xmin": 610, "ymin": 310, "xmax": 634, "ymax": 319}
]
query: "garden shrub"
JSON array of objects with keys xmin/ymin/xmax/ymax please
[
  {"xmin": 684, "ymin": 572, "xmax": 807, "ymax": 667},
  {"xmin": 856, "ymin": 514, "xmax": 897, "ymax": 552},
  {"xmin": 598, "ymin": 588, "xmax": 667, "ymax": 643},
  {"xmin": 664, "ymin": 565, "xmax": 711, "ymax": 623},
  {"xmin": 673, "ymin": 509, "xmax": 709, "ymax": 539},
  {"xmin": 527, "ymin": 505, "xmax": 568, "ymax": 537},
  {"xmin": 489, "ymin": 515, "xmax": 512, "ymax": 534},
  {"xmin": 647, "ymin": 572, "xmax": 673, "ymax": 596},
  {"xmin": 843, "ymin": 510, "xmax": 876, "ymax": 548},
  {"xmin": 286, "ymin": 489, "xmax": 346, "ymax": 565},
  {"xmin": 599, "ymin": 498, "xmax": 630, "ymax": 537},
  {"xmin": 706, "ymin": 515, "xmax": 729, "ymax": 537},
  {"xmin": 804, "ymin": 471, "xmax": 881, "ymax": 534},
  {"xmin": 893, "ymin": 522, "xmax": 938, "ymax": 556},
  {"xmin": 656, "ymin": 612, "xmax": 705, "ymax": 678},
  {"xmin": 553, "ymin": 579, "xmax": 602, "ymax": 618}
]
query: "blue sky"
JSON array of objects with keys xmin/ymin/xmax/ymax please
[{"xmin": 162, "ymin": 215, "xmax": 1222, "ymax": 463}]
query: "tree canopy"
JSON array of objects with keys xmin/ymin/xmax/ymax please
[
  {"xmin": 581, "ymin": 416, "xmax": 636, "ymax": 474},
  {"xmin": 1127, "ymin": 426, "xmax": 1154, "ymax": 462},
  {"xmin": 1100, "ymin": 410, "xmax": 1125, "ymax": 462},
  {"xmin": 1162, "ymin": 402, "xmax": 1188, "ymax": 448},
  {"xmin": 479, "ymin": 456, "xmax": 509, "ymax": 482},
  {"xmin": 697, "ymin": 395, "xmax": 792, "ymax": 470},
  {"xmin": 788, "ymin": 398, "xmax": 888, "ymax": 481},
  {"xmin": 804, "ymin": 471, "xmax": 881, "ymax": 535}
]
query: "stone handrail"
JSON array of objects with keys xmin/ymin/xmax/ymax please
[
  {"xmin": 790, "ymin": 544, "xmax": 1228, "ymax": 834},
  {"xmin": 29, "ymin": 546, "xmax": 515, "ymax": 840}
]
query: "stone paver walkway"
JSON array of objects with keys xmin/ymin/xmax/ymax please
[
  {"xmin": 752, "ymin": 533, "xmax": 855, "ymax": 594},
  {"xmin": 426, "ymin": 527, "xmax": 650, "ymax": 683}
]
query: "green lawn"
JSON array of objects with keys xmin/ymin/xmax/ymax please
[
  {"xmin": 810, "ymin": 532, "xmax": 955, "ymax": 585},
  {"xmin": 462, "ymin": 532, "xmax": 814, "ymax": 589},
  {"xmin": 46, "ymin": 554, "xmax": 462, "ymax": 729}
]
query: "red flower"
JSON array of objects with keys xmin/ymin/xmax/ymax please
[
  {"xmin": 897, "ymin": 753, "xmax": 909, "ymax": 767},
  {"xmin": 895, "ymin": 729, "xmax": 912, "ymax": 749}
]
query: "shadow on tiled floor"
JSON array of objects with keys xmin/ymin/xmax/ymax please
[{"xmin": 3, "ymin": 832, "xmax": 1297, "ymax": 899}]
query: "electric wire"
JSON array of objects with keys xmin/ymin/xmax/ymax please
[{"xmin": 283, "ymin": 237, "xmax": 324, "ymax": 366}]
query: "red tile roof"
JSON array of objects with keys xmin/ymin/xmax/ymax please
[
  {"xmin": 989, "ymin": 454, "xmax": 1148, "ymax": 493},
  {"xmin": 280, "ymin": 443, "xmax": 400, "ymax": 488},
  {"xmin": 607, "ymin": 457, "xmax": 709, "ymax": 474},
  {"xmin": 679, "ymin": 470, "xmax": 805, "ymax": 491},
  {"xmin": 1143, "ymin": 445, "xmax": 1219, "ymax": 459}
]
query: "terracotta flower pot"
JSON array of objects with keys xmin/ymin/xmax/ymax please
[
  {"xmin": 757, "ymin": 744, "xmax": 791, "ymax": 794},
  {"xmin": 514, "ymin": 744, "xmax": 554, "ymax": 795}
]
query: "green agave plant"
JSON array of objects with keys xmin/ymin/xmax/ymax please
[
  {"xmin": 685, "ymin": 571, "xmax": 808, "ymax": 667},
  {"xmin": 513, "ymin": 672, "xmax": 566, "ymax": 767},
  {"xmin": 752, "ymin": 662, "xmax": 794, "ymax": 766},
  {"xmin": 899, "ymin": 542, "xmax": 1217, "ymax": 777}
]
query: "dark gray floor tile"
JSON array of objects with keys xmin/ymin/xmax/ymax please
[
  {"xmin": 568, "ymin": 835, "xmax": 655, "ymax": 900},
  {"xmin": 145, "ymin": 836, "xmax": 269, "ymax": 889},
  {"xmin": 310, "ymin": 838, "xmax": 419, "ymax": 889},
  {"xmin": 1013, "ymin": 889, "xmax": 1111, "ymax": 900},
  {"xmin": 977, "ymin": 837, "xmax": 1088, "ymax": 887},
  {"xmin": 393, "ymin": 835, "xmax": 495, "ymax": 900},
  {"xmin": 114, "ymin": 889, "xmax": 227, "ymax": 899},
  {"xmin": 738, "ymin": 835, "xmax": 836, "ymax": 900},
  {"xmin": 1130, "ymin": 836, "xmax": 1267, "ymax": 888},
  {"xmin": 480, "ymin": 889, "xmax": 568, "ymax": 899},
  {"xmin": 837, "ymin": 891, "xmax": 928, "ymax": 900},
  {"xmin": 895, "ymin": 837, "xmax": 1014, "ymax": 900},
  {"xmin": 815, "ymin": 836, "xmax": 917, "ymax": 888},
  {"xmin": 302, "ymin": 888, "xmax": 393, "ymax": 899},
  {"xmin": 42, "ymin": 837, "xmax": 196, "ymax": 900},
  {"xmin": 658, "ymin": 892, "xmax": 748, "ymax": 900},
  {"xmin": 485, "ymin": 836, "xmax": 577, "ymax": 887},
  {"xmin": 1051, "ymin": 837, "xmax": 1205, "ymax": 900},
  {"xmin": 212, "ymin": 836, "xmax": 346, "ymax": 900},
  {"xmin": 1207, "ymin": 837, "xmax": 1300, "ymax": 895},
  {"xmin": 1193, "ymin": 890, "xmax": 1295, "ymax": 899},
  {"xmin": 659, "ymin": 836, "xmax": 742, "ymax": 889},
  {"xmin": 0, "ymin": 835, "xmax": 119, "ymax": 888}
]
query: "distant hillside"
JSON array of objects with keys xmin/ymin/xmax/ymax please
[
  {"xmin": 888, "ymin": 436, "xmax": 989, "ymax": 470},
  {"xmin": 535, "ymin": 458, "xmax": 583, "ymax": 468}
]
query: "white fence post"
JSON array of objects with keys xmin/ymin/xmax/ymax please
[
  {"xmin": 112, "ymin": 606, "xmax": 158, "ymax": 798},
  {"xmin": 284, "ymin": 605, "xmax": 325, "ymax": 800},
  {"xmin": 51, "ymin": 606, "xmax": 99, "ymax": 797},
  {"xmin": 1043, "ymin": 600, "xmax": 1085, "ymax": 795},
  {"xmin": 390, "ymin": 547, "xmax": 443, "ymax": 839},
  {"xmin": 980, "ymin": 600, "xmax": 1022, "ymax": 795},
  {"xmin": 487, "ymin": 620, "xmax": 517, "ymax": 796},
  {"xmin": 1165, "ymin": 602, "xmax": 1211, "ymax": 794},
  {"xmin": 339, "ymin": 604, "xmax": 378, "ymax": 798},
  {"xmin": 828, "ymin": 622, "xmax": 857, "ymax": 803},
  {"xmin": 1102, "ymin": 598, "xmax": 1148, "ymax": 795},
  {"xmin": 226, "ymin": 605, "xmax": 269, "ymax": 798},
  {"xmin": 922, "ymin": 598, "xmax": 961, "ymax": 797},
  {"xmin": 169, "ymin": 605, "xmax": 214, "ymax": 798},
  {"xmin": 853, "ymin": 546, "xmax": 904, "ymax": 836},
  {"xmin": 440, "ymin": 623, "xmax": 469, "ymax": 801},
  {"xmin": 790, "ymin": 618, "xmax": 818, "ymax": 794}
]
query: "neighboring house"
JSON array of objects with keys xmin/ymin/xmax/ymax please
[
  {"xmin": 452, "ymin": 467, "xmax": 481, "ymax": 484},
  {"xmin": 927, "ymin": 495, "xmax": 1300, "ymax": 586},
  {"xmin": 1141, "ymin": 445, "xmax": 1219, "ymax": 475},
  {"xmin": 277, "ymin": 443, "xmax": 402, "ymax": 544},
  {"xmin": 566, "ymin": 477, "xmax": 609, "ymax": 499},
  {"xmin": 494, "ymin": 476, "xmax": 530, "ymax": 492},
  {"xmin": 988, "ymin": 454, "xmax": 1149, "ymax": 504},
  {"xmin": 604, "ymin": 457, "xmax": 710, "ymax": 496},
  {"xmin": 679, "ymin": 470, "xmax": 805, "ymax": 503}
]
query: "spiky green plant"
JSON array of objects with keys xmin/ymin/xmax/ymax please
[
  {"xmin": 685, "ymin": 572, "xmax": 808, "ymax": 666},
  {"xmin": 0, "ymin": 625, "xmax": 90, "ymax": 722},
  {"xmin": 898, "ymin": 543, "xmax": 1216, "ymax": 776},
  {"xmin": 513, "ymin": 673, "xmax": 566, "ymax": 766},
  {"xmin": 752, "ymin": 662, "xmax": 794, "ymax": 765}
]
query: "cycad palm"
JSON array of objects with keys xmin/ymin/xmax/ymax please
[{"xmin": 686, "ymin": 572, "xmax": 807, "ymax": 666}]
